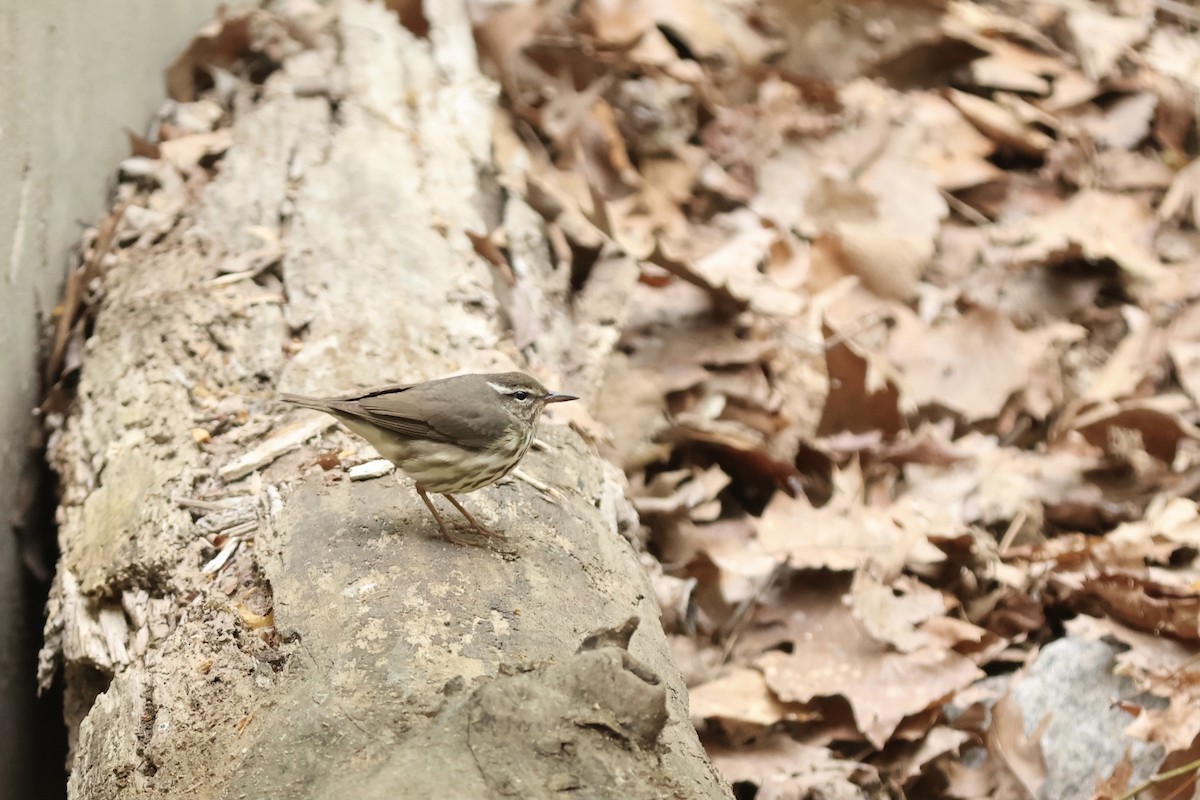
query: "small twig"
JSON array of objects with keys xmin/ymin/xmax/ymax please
[
  {"xmin": 201, "ymin": 537, "xmax": 242, "ymax": 575},
  {"xmin": 509, "ymin": 468, "xmax": 565, "ymax": 503},
  {"xmin": 717, "ymin": 561, "xmax": 787, "ymax": 662},
  {"xmin": 203, "ymin": 268, "xmax": 260, "ymax": 287},
  {"xmin": 176, "ymin": 496, "xmax": 250, "ymax": 512},
  {"xmin": 821, "ymin": 310, "xmax": 892, "ymax": 351},
  {"xmin": 219, "ymin": 415, "xmax": 335, "ymax": 481},
  {"xmin": 45, "ymin": 203, "xmax": 127, "ymax": 385},
  {"xmin": 1117, "ymin": 756, "xmax": 1200, "ymax": 800},
  {"xmin": 998, "ymin": 509, "xmax": 1028, "ymax": 555},
  {"xmin": 763, "ymin": 309, "xmax": 890, "ymax": 356},
  {"xmin": 221, "ymin": 520, "xmax": 259, "ymax": 539},
  {"xmin": 940, "ymin": 188, "xmax": 993, "ymax": 226}
]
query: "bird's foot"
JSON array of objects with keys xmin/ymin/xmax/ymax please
[
  {"xmin": 418, "ymin": 487, "xmax": 491, "ymax": 546},
  {"xmin": 441, "ymin": 525, "xmax": 492, "ymax": 547},
  {"xmin": 444, "ymin": 494, "xmax": 508, "ymax": 539},
  {"xmin": 418, "ymin": 487, "xmax": 510, "ymax": 547}
]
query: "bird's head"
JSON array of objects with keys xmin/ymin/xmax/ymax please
[{"xmin": 485, "ymin": 372, "xmax": 577, "ymax": 426}]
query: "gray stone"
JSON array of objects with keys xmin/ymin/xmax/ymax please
[{"xmin": 1012, "ymin": 636, "xmax": 1165, "ymax": 800}]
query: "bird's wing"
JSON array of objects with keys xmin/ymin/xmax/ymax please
[{"xmin": 347, "ymin": 386, "xmax": 503, "ymax": 451}]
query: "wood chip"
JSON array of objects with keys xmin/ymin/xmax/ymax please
[
  {"xmin": 346, "ymin": 459, "xmax": 395, "ymax": 481},
  {"xmin": 219, "ymin": 416, "xmax": 335, "ymax": 481}
]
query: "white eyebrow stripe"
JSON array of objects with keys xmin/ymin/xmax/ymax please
[{"xmin": 486, "ymin": 381, "xmax": 510, "ymax": 395}]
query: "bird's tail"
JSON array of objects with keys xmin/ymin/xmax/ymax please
[{"xmin": 279, "ymin": 393, "xmax": 333, "ymax": 412}]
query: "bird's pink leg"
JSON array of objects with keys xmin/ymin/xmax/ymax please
[
  {"xmin": 443, "ymin": 494, "xmax": 506, "ymax": 539},
  {"xmin": 416, "ymin": 487, "xmax": 475, "ymax": 546}
]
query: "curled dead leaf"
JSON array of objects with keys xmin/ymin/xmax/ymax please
[{"xmin": 1078, "ymin": 573, "xmax": 1200, "ymax": 642}]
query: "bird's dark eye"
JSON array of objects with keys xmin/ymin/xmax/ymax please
[{"xmin": 512, "ymin": 391, "xmax": 530, "ymax": 401}]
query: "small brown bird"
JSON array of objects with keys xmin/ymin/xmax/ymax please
[{"xmin": 281, "ymin": 372, "xmax": 577, "ymax": 545}]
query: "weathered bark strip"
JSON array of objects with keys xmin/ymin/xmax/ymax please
[{"xmin": 41, "ymin": 2, "xmax": 729, "ymax": 798}]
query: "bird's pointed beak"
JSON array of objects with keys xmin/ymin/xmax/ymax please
[{"xmin": 544, "ymin": 391, "xmax": 578, "ymax": 404}]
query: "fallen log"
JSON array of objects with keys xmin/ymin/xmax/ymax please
[{"xmin": 38, "ymin": 2, "xmax": 730, "ymax": 798}]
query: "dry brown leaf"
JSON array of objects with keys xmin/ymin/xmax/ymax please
[
  {"xmin": 910, "ymin": 93, "xmax": 1004, "ymax": 191},
  {"xmin": 1136, "ymin": 496, "xmax": 1200, "ymax": 552},
  {"xmin": 1065, "ymin": 6, "xmax": 1149, "ymax": 82},
  {"xmin": 940, "ymin": 754, "xmax": 1033, "ymax": 800},
  {"xmin": 576, "ymin": 0, "xmax": 653, "ymax": 48},
  {"xmin": 1081, "ymin": 306, "xmax": 1165, "ymax": 404},
  {"xmin": 634, "ymin": 464, "xmax": 731, "ymax": 521},
  {"xmin": 707, "ymin": 737, "xmax": 888, "ymax": 800},
  {"xmin": 159, "ymin": 129, "xmax": 233, "ymax": 173},
  {"xmin": 1169, "ymin": 302, "xmax": 1200, "ymax": 406},
  {"xmin": 859, "ymin": 146, "xmax": 948, "ymax": 249},
  {"xmin": 816, "ymin": 306, "xmax": 905, "ymax": 438},
  {"xmin": 811, "ymin": 223, "xmax": 925, "ymax": 303},
  {"xmin": 948, "ymin": 88, "xmax": 1054, "ymax": 156},
  {"xmin": 967, "ymin": 39, "xmax": 1062, "ymax": 95},
  {"xmin": 756, "ymin": 83, "xmax": 950, "ymax": 254},
  {"xmin": 881, "ymin": 725, "xmax": 971, "ymax": 784},
  {"xmin": 888, "ymin": 306, "xmax": 1080, "ymax": 421},
  {"xmin": 993, "ymin": 189, "xmax": 1168, "ymax": 292},
  {"xmin": 879, "ymin": 421, "xmax": 972, "ymax": 468},
  {"xmin": 629, "ymin": 320, "xmax": 776, "ymax": 375},
  {"xmin": 762, "ymin": 312, "xmax": 829, "ymax": 463},
  {"xmin": 774, "ymin": 0, "xmax": 949, "ymax": 83},
  {"xmin": 1067, "ymin": 394, "xmax": 1200, "ymax": 465},
  {"xmin": 1092, "ymin": 150, "xmax": 1175, "ymax": 192},
  {"xmin": 689, "ymin": 666, "xmax": 815, "ymax": 728},
  {"xmin": 920, "ymin": 615, "xmax": 1006, "ymax": 665},
  {"xmin": 988, "ymin": 691, "xmax": 1049, "ymax": 798},
  {"xmin": 1069, "ymin": 616, "xmax": 1200, "ymax": 756},
  {"xmin": 1079, "ymin": 573, "xmax": 1200, "ymax": 642},
  {"xmin": 850, "ymin": 571, "xmax": 949, "ymax": 653},
  {"xmin": 658, "ymin": 210, "xmax": 804, "ymax": 315},
  {"xmin": 44, "ymin": 204, "xmax": 126, "ymax": 388},
  {"xmin": 751, "ymin": 138, "xmax": 825, "ymax": 233},
  {"xmin": 941, "ymin": 0, "xmax": 1062, "ymax": 56},
  {"xmin": 1042, "ymin": 69, "xmax": 1102, "ymax": 112},
  {"xmin": 694, "ymin": 522, "xmax": 781, "ymax": 606},
  {"xmin": 1092, "ymin": 750, "xmax": 1136, "ymax": 800},
  {"xmin": 572, "ymin": 99, "xmax": 642, "ymax": 200},
  {"xmin": 902, "ymin": 434, "xmax": 1101, "ymax": 532},
  {"xmin": 668, "ymin": 633, "xmax": 725, "ymax": 687},
  {"xmin": 646, "ymin": 0, "xmax": 781, "ymax": 65},
  {"xmin": 1144, "ymin": 26, "xmax": 1200, "ymax": 92},
  {"xmin": 747, "ymin": 577, "xmax": 983, "ymax": 748},
  {"xmin": 1126, "ymin": 685, "xmax": 1200, "ymax": 756},
  {"xmin": 164, "ymin": 9, "xmax": 291, "ymax": 102},
  {"xmin": 1159, "ymin": 158, "xmax": 1200, "ymax": 230},
  {"xmin": 592, "ymin": 354, "xmax": 673, "ymax": 472},
  {"xmin": 1143, "ymin": 737, "xmax": 1200, "ymax": 800},
  {"xmin": 757, "ymin": 466, "xmax": 920, "ymax": 574},
  {"xmin": 1083, "ymin": 92, "xmax": 1157, "ymax": 150}
]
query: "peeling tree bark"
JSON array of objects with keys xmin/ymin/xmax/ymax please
[{"xmin": 38, "ymin": 2, "xmax": 731, "ymax": 798}]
